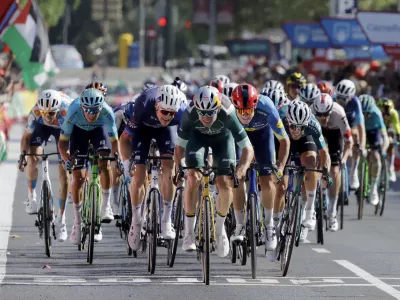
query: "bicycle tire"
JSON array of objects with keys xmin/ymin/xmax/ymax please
[
  {"xmin": 80, "ymin": 178, "xmax": 89, "ymax": 251},
  {"xmin": 379, "ymin": 158, "xmax": 387, "ymax": 216},
  {"xmin": 249, "ymin": 192, "xmax": 257, "ymax": 279},
  {"xmin": 230, "ymin": 242, "xmax": 237, "ymax": 264},
  {"xmin": 281, "ymin": 193, "xmax": 300, "ymax": 277},
  {"xmin": 239, "ymin": 240, "xmax": 247, "ymax": 266},
  {"xmin": 316, "ymin": 184, "xmax": 324, "ymax": 245},
  {"xmin": 87, "ymin": 184, "xmax": 97, "ymax": 264},
  {"xmin": 42, "ymin": 180, "xmax": 52, "ymax": 257},
  {"xmin": 339, "ymin": 166, "xmax": 345, "ymax": 230},
  {"xmin": 202, "ymin": 196, "xmax": 211, "ymax": 285},
  {"xmin": 148, "ymin": 189, "xmax": 159, "ymax": 274},
  {"xmin": 358, "ymin": 160, "xmax": 366, "ymax": 220},
  {"xmin": 122, "ymin": 181, "xmax": 133, "ymax": 256},
  {"xmin": 169, "ymin": 188, "xmax": 183, "ymax": 267}
]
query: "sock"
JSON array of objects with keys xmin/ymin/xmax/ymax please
[
  {"xmin": 371, "ymin": 177, "xmax": 378, "ymax": 191},
  {"xmin": 273, "ymin": 212, "xmax": 281, "ymax": 228},
  {"xmin": 28, "ymin": 179, "xmax": 37, "ymax": 199},
  {"xmin": 328, "ymin": 196, "xmax": 338, "ymax": 217},
  {"xmin": 101, "ymin": 188, "xmax": 111, "ymax": 208},
  {"xmin": 234, "ymin": 209, "xmax": 245, "ymax": 226},
  {"xmin": 264, "ymin": 208, "xmax": 273, "ymax": 228},
  {"xmin": 306, "ymin": 189, "xmax": 316, "ymax": 211},
  {"xmin": 132, "ymin": 204, "xmax": 142, "ymax": 224},
  {"xmin": 389, "ymin": 155, "xmax": 395, "ymax": 171},
  {"xmin": 162, "ymin": 200, "xmax": 173, "ymax": 223},
  {"xmin": 73, "ymin": 202, "xmax": 82, "ymax": 224},
  {"xmin": 112, "ymin": 185, "xmax": 119, "ymax": 205},
  {"xmin": 350, "ymin": 159, "xmax": 359, "ymax": 177},
  {"xmin": 185, "ymin": 213, "xmax": 196, "ymax": 235},
  {"xmin": 215, "ymin": 212, "xmax": 226, "ymax": 235}
]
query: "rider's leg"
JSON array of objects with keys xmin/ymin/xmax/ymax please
[
  {"xmin": 350, "ymin": 128, "xmax": 360, "ymax": 189},
  {"xmin": 387, "ymin": 132, "xmax": 396, "ymax": 182}
]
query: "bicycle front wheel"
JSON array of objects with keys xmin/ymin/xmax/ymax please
[
  {"xmin": 42, "ymin": 180, "xmax": 52, "ymax": 257},
  {"xmin": 121, "ymin": 181, "xmax": 133, "ymax": 255},
  {"xmin": 148, "ymin": 189, "xmax": 159, "ymax": 274},
  {"xmin": 316, "ymin": 184, "xmax": 324, "ymax": 245},
  {"xmin": 339, "ymin": 166, "xmax": 345, "ymax": 230},
  {"xmin": 169, "ymin": 187, "xmax": 183, "ymax": 267},
  {"xmin": 87, "ymin": 184, "xmax": 98, "ymax": 264},
  {"xmin": 249, "ymin": 192, "xmax": 257, "ymax": 279},
  {"xmin": 358, "ymin": 160, "xmax": 366, "ymax": 220},
  {"xmin": 378, "ymin": 158, "xmax": 387, "ymax": 216},
  {"xmin": 202, "ymin": 197, "xmax": 211, "ymax": 285}
]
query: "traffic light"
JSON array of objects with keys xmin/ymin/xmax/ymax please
[
  {"xmin": 184, "ymin": 20, "xmax": 192, "ymax": 29},
  {"xmin": 158, "ymin": 17, "xmax": 167, "ymax": 27}
]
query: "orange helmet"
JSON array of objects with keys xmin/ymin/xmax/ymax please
[
  {"xmin": 317, "ymin": 81, "xmax": 333, "ymax": 96},
  {"xmin": 370, "ymin": 60, "xmax": 381, "ymax": 72},
  {"xmin": 231, "ymin": 84, "xmax": 259, "ymax": 109},
  {"xmin": 85, "ymin": 82, "xmax": 107, "ymax": 97}
]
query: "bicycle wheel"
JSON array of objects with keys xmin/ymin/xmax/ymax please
[
  {"xmin": 42, "ymin": 180, "xmax": 52, "ymax": 257},
  {"xmin": 378, "ymin": 158, "xmax": 387, "ymax": 216},
  {"xmin": 249, "ymin": 192, "xmax": 257, "ymax": 279},
  {"xmin": 202, "ymin": 197, "xmax": 211, "ymax": 285},
  {"xmin": 169, "ymin": 187, "xmax": 183, "ymax": 267},
  {"xmin": 281, "ymin": 193, "xmax": 300, "ymax": 277},
  {"xmin": 357, "ymin": 160, "xmax": 366, "ymax": 220},
  {"xmin": 79, "ymin": 178, "xmax": 89, "ymax": 251},
  {"xmin": 148, "ymin": 189, "xmax": 159, "ymax": 274},
  {"xmin": 316, "ymin": 184, "xmax": 324, "ymax": 245},
  {"xmin": 339, "ymin": 166, "xmax": 345, "ymax": 230},
  {"xmin": 122, "ymin": 181, "xmax": 133, "ymax": 256},
  {"xmin": 87, "ymin": 184, "xmax": 98, "ymax": 264}
]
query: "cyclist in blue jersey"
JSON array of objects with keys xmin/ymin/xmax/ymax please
[
  {"xmin": 334, "ymin": 79, "xmax": 366, "ymax": 190},
  {"xmin": 58, "ymin": 88, "xmax": 122, "ymax": 245},
  {"xmin": 230, "ymin": 84, "xmax": 290, "ymax": 254},
  {"xmin": 119, "ymin": 85, "xmax": 187, "ymax": 251},
  {"xmin": 359, "ymin": 95, "xmax": 389, "ymax": 205},
  {"xmin": 279, "ymin": 100, "xmax": 331, "ymax": 242},
  {"xmin": 19, "ymin": 90, "xmax": 72, "ymax": 242}
]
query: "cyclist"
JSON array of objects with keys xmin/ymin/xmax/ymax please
[
  {"xmin": 85, "ymin": 82, "xmax": 107, "ymax": 97},
  {"xmin": 120, "ymin": 85, "xmax": 187, "ymax": 251},
  {"xmin": 0, "ymin": 128, "xmax": 6, "ymax": 162},
  {"xmin": 264, "ymin": 80, "xmax": 284, "ymax": 92},
  {"xmin": 278, "ymin": 100, "xmax": 331, "ymax": 241},
  {"xmin": 209, "ymin": 78, "xmax": 224, "ymax": 93},
  {"xmin": 19, "ymin": 90, "xmax": 72, "ymax": 242},
  {"xmin": 299, "ymin": 83, "xmax": 321, "ymax": 106},
  {"xmin": 334, "ymin": 79, "xmax": 366, "ymax": 190},
  {"xmin": 223, "ymin": 82, "xmax": 239, "ymax": 100},
  {"xmin": 261, "ymin": 87, "xmax": 288, "ymax": 108},
  {"xmin": 359, "ymin": 95, "xmax": 389, "ymax": 205},
  {"xmin": 58, "ymin": 88, "xmax": 122, "ymax": 244},
  {"xmin": 230, "ymin": 84, "xmax": 290, "ymax": 252},
  {"xmin": 215, "ymin": 74, "xmax": 230, "ymax": 85},
  {"xmin": 377, "ymin": 97, "xmax": 400, "ymax": 182},
  {"xmin": 312, "ymin": 93, "xmax": 353, "ymax": 231},
  {"xmin": 174, "ymin": 85, "xmax": 254, "ymax": 258},
  {"xmin": 171, "ymin": 77, "xmax": 188, "ymax": 96},
  {"xmin": 317, "ymin": 81, "xmax": 334, "ymax": 96},
  {"xmin": 286, "ymin": 72, "xmax": 306, "ymax": 101}
]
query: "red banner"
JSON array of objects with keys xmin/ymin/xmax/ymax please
[{"xmin": 383, "ymin": 45, "xmax": 400, "ymax": 59}]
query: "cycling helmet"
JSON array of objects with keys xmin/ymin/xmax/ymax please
[
  {"xmin": 231, "ymin": 84, "xmax": 259, "ymax": 109},
  {"xmin": 215, "ymin": 74, "xmax": 230, "ymax": 85},
  {"xmin": 122, "ymin": 102, "xmax": 134, "ymax": 123},
  {"xmin": 359, "ymin": 94, "xmax": 376, "ymax": 113},
  {"xmin": 85, "ymin": 82, "xmax": 107, "ymax": 97},
  {"xmin": 209, "ymin": 79, "xmax": 224, "ymax": 93},
  {"xmin": 142, "ymin": 82, "xmax": 157, "ymax": 92},
  {"xmin": 313, "ymin": 93, "xmax": 334, "ymax": 114},
  {"xmin": 171, "ymin": 77, "xmax": 188, "ymax": 95},
  {"xmin": 261, "ymin": 87, "xmax": 286, "ymax": 107},
  {"xmin": 335, "ymin": 79, "xmax": 356, "ymax": 99},
  {"xmin": 287, "ymin": 100, "xmax": 311, "ymax": 126},
  {"xmin": 317, "ymin": 81, "xmax": 334, "ymax": 96},
  {"xmin": 193, "ymin": 86, "xmax": 221, "ymax": 111},
  {"xmin": 81, "ymin": 88, "xmax": 105, "ymax": 108},
  {"xmin": 378, "ymin": 97, "xmax": 394, "ymax": 110},
  {"xmin": 286, "ymin": 72, "xmax": 306, "ymax": 87},
  {"xmin": 300, "ymin": 83, "xmax": 321, "ymax": 104},
  {"xmin": 223, "ymin": 82, "xmax": 239, "ymax": 99},
  {"xmin": 38, "ymin": 89, "xmax": 61, "ymax": 112},
  {"xmin": 156, "ymin": 85, "xmax": 185, "ymax": 112},
  {"xmin": 264, "ymin": 80, "xmax": 284, "ymax": 91}
]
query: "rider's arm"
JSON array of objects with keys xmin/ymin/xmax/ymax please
[
  {"xmin": 319, "ymin": 147, "xmax": 331, "ymax": 173},
  {"xmin": 104, "ymin": 108, "xmax": 120, "ymax": 156},
  {"xmin": 58, "ymin": 104, "xmax": 77, "ymax": 163},
  {"xmin": 268, "ymin": 106, "xmax": 290, "ymax": 171},
  {"xmin": 390, "ymin": 109, "xmax": 400, "ymax": 136},
  {"xmin": 354, "ymin": 99, "xmax": 366, "ymax": 150},
  {"xmin": 119, "ymin": 131, "xmax": 132, "ymax": 161},
  {"xmin": 338, "ymin": 107, "xmax": 353, "ymax": 163},
  {"xmin": 310, "ymin": 117, "xmax": 331, "ymax": 171},
  {"xmin": 21, "ymin": 111, "xmax": 36, "ymax": 153},
  {"xmin": 175, "ymin": 110, "xmax": 192, "ymax": 165}
]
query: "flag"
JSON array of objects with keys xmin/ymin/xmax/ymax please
[
  {"xmin": 0, "ymin": 0, "xmax": 57, "ymax": 90},
  {"xmin": 0, "ymin": 0, "xmax": 19, "ymax": 35}
]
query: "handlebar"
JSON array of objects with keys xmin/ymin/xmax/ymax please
[
  {"xmin": 247, "ymin": 162, "xmax": 283, "ymax": 183},
  {"xmin": 18, "ymin": 151, "xmax": 60, "ymax": 169}
]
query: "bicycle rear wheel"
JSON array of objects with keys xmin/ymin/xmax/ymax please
[
  {"xmin": 148, "ymin": 189, "xmax": 159, "ymax": 274},
  {"xmin": 169, "ymin": 187, "xmax": 183, "ymax": 267},
  {"xmin": 121, "ymin": 181, "xmax": 133, "ymax": 255},
  {"xmin": 316, "ymin": 184, "xmax": 324, "ymax": 245},
  {"xmin": 249, "ymin": 192, "xmax": 257, "ymax": 279},
  {"xmin": 42, "ymin": 180, "xmax": 52, "ymax": 257},
  {"xmin": 87, "ymin": 184, "xmax": 98, "ymax": 264},
  {"xmin": 202, "ymin": 197, "xmax": 211, "ymax": 285},
  {"xmin": 357, "ymin": 160, "xmax": 366, "ymax": 220},
  {"xmin": 339, "ymin": 166, "xmax": 345, "ymax": 230},
  {"xmin": 378, "ymin": 158, "xmax": 387, "ymax": 216}
]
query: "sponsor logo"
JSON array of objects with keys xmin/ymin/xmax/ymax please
[{"xmin": 276, "ymin": 119, "xmax": 284, "ymax": 129}]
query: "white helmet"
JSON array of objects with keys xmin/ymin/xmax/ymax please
[
  {"xmin": 264, "ymin": 80, "xmax": 284, "ymax": 91},
  {"xmin": 313, "ymin": 93, "xmax": 334, "ymax": 114},
  {"xmin": 335, "ymin": 79, "xmax": 356, "ymax": 99},
  {"xmin": 300, "ymin": 83, "xmax": 321, "ymax": 104},
  {"xmin": 261, "ymin": 87, "xmax": 287, "ymax": 107},
  {"xmin": 215, "ymin": 74, "xmax": 230, "ymax": 85},
  {"xmin": 287, "ymin": 100, "xmax": 312, "ymax": 126},
  {"xmin": 193, "ymin": 86, "xmax": 221, "ymax": 111},
  {"xmin": 38, "ymin": 89, "xmax": 61, "ymax": 112},
  {"xmin": 156, "ymin": 85, "xmax": 185, "ymax": 112},
  {"xmin": 223, "ymin": 82, "xmax": 238, "ymax": 99}
]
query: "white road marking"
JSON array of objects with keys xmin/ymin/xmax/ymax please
[
  {"xmin": 302, "ymin": 239, "xmax": 311, "ymax": 244},
  {"xmin": 226, "ymin": 278, "xmax": 247, "ymax": 283},
  {"xmin": 259, "ymin": 279, "xmax": 280, "ymax": 284},
  {"xmin": 312, "ymin": 248, "xmax": 331, "ymax": 253},
  {"xmin": 335, "ymin": 260, "xmax": 400, "ymax": 299},
  {"xmin": 177, "ymin": 278, "xmax": 201, "ymax": 283}
]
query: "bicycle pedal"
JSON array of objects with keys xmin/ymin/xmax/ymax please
[
  {"xmin": 113, "ymin": 215, "xmax": 121, "ymax": 220},
  {"xmin": 115, "ymin": 221, "xmax": 122, "ymax": 228},
  {"xmin": 34, "ymin": 220, "xmax": 39, "ymax": 227},
  {"xmin": 101, "ymin": 219, "xmax": 112, "ymax": 224}
]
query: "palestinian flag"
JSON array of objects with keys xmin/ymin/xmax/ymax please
[{"xmin": 0, "ymin": 0, "xmax": 57, "ymax": 90}]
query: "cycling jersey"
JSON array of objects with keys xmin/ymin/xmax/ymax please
[
  {"xmin": 113, "ymin": 102, "xmax": 130, "ymax": 134},
  {"xmin": 342, "ymin": 96, "xmax": 364, "ymax": 128},
  {"xmin": 311, "ymin": 102, "xmax": 352, "ymax": 141},
  {"xmin": 60, "ymin": 98, "xmax": 118, "ymax": 142},
  {"xmin": 365, "ymin": 105, "xmax": 386, "ymax": 132},
  {"xmin": 177, "ymin": 94, "xmax": 251, "ymax": 150},
  {"xmin": 25, "ymin": 93, "xmax": 72, "ymax": 133},
  {"xmin": 124, "ymin": 87, "xmax": 187, "ymax": 135},
  {"xmin": 382, "ymin": 108, "xmax": 400, "ymax": 135},
  {"xmin": 243, "ymin": 95, "xmax": 288, "ymax": 140}
]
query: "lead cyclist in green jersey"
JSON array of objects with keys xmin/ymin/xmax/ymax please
[{"xmin": 174, "ymin": 85, "xmax": 254, "ymax": 258}]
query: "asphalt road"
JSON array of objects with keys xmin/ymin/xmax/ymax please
[{"xmin": 1, "ymin": 124, "xmax": 400, "ymax": 300}]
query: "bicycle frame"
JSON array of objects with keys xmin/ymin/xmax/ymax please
[
  {"xmin": 197, "ymin": 172, "xmax": 216, "ymax": 244},
  {"xmin": 85, "ymin": 162, "xmax": 101, "ymax": 229}
]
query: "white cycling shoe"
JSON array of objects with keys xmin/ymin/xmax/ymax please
[
  {"xmin": 70, "ymin": 224, "xmax": 81, "ymax": 245},
  {"xmin": 216, "ymin": 229, "xmax": 229, "ymax": 258},
  {"xmin": 161, "ymin": 221, "xmax": 176, "ymax": 239},
  {"xmin": 128, "ymin": 223, "xmax": 142, "ymax": 251},
  {"xmin": 182, "ymin": 233, "xmax": 196, "ymax": 252},
  {"xmin": 26, "ymin": 198, "xmax": 38, "ymax": 215}
]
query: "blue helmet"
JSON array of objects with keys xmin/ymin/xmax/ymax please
[
  {"xmin": 80, "ymin": 88, "xmax": 104, "ymax": 107},
  {"xmin": 122, "ymin": 102, "xmax": 135, "ymax": 123}
]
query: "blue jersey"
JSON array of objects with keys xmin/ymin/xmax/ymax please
[
  {"xmin": 60, "ymin": 98, "xmax": 118, "ymax": 141},
  {"xmin": 113, "ymin": 102, "xmax": 129, "ymax": 133},
  {"xmin": 243, "ymin": 95, "xmax": 288, "ymax": 140},
  {"xmin": 124, "ymin": 87, "xmax": 187, "ymax": 135},
  {"xmin": 25, "ymin": 93, "xmax": 72, "ymax": 133},
  {"xmin": 279, "ymin": 105, "xmax": 327, "ymax": 150},
  {"xmin": 344, "ymin": 96, "xmax": 364, "ymax": 128},
  {"xmin": 365, "ymin": 105, "xmax": 386, "ymax": 132}
]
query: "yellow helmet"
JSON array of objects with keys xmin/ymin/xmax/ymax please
[
  {"xmin": 378, "ymin": 97, "xmax": 394, "ymax": 110},
  {"xmin": 286, "ymin": 72, "xmax": 306, "ymax": 87}
]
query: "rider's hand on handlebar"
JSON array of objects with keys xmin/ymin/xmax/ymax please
[
  {"xmin": 18, "ymin": 151, "xmax": 26, "ymax": 172},
  {"xmin": 322, "ymin": 167, "xmax": 333, "ymax": 189}
]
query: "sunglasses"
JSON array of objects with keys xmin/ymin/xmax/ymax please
[
  {"xmin": 160, "ymin": 109, "xmax": 176, "ymax": 117},
  {"xmin": 237, "ymin": 108, "xmax": 255, "ymax": 115},
  {"xmin": 289, "ymin": 124, "xmax": 306, "ymax": 131},
  {"xmin": 82, "ymin": 106, "xmax": 102, "ymax": 114},
  {"xmin": 40, "ymin": 110, "xmax": 57, "ymax": 117},
  {"xmin": 336, "ymin": 95, "xmax": 349, "ymax": 102},
  {"xmin": 197, "ymin": 110, "xmax": 217, "ymax": 117},
  {"xmin": 315, "ymin": 111, "xmax": 331, "ymax": 118},
  {"xmin": 290, "ymin": 83, "xmax": 302, "ymax": 89}
]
